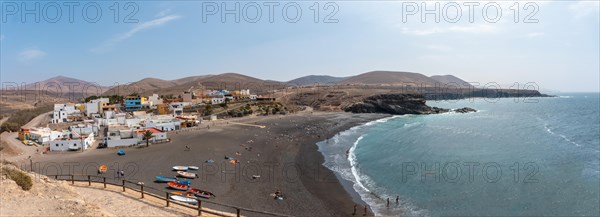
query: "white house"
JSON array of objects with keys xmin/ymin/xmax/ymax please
[
  {"xmin": 52, "ymin": 104, "xmax": 79, "ymax": 123},
  {"xmin": 211, "ymin": 97, "xmax": 225, "ymax": 104},
  {"xmin": 69, "ymin": 124, "xmax": 98, "ymax": 136},
  {"xmin": 49, "ymin": 132, "xmax": 94, "ymax": 152},
  {"xmin": 29, "ymin": 128, "xmax": 68, "ymax": 144},
  {"xmin": 148, "ymin": 94, "xmax": 162, "ymax": 107},
  {"xmin": 135, "ymin": 128, "xmax": 168, "ymax": 143},
  {"xmin": 105, "ymin": 127, "xmax": 139, "ymax": 148},
  {"xmin": 145, "ymin": 116, "xmax": 180, "ymax": 132}
]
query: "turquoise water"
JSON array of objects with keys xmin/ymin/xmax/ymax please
[{"xmin": 318, "ymin": 93, "xmax": 600, "ymax": 216}]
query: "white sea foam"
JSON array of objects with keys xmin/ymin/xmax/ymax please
[{"xmin": 544, "ymin": 124, "xmax": 581, "ymax": 147}]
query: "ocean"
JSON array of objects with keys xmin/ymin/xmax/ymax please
[{"xmin": 317, "ymin": 93, "xmax": 600, "ymax": 216}]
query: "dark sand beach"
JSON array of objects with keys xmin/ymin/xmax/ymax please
[{"xmin": 32, "ymin": 112, "xmax": 388, "ymax": 216}]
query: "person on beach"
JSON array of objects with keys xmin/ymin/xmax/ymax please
[
  {"xmin": 396, "ymin": 196, "xmax": 399, "ymax": 204},
  {"xmin": 353, "ymin": 204, "xmax": 357, "ymax": 215}
]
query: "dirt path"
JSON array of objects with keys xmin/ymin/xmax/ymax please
[{"xmin": 0, "ymin": 111, "xmax": 52, "ymax": 163}]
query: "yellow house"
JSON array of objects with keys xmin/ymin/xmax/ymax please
[
  {"xmin": 157, "ymin": 104, "xmax": 170, "ymax": 115},
  {"xmin": 141, "ymin": 97, "xmax": 147, "ymax": 105},
  {"xmin": 75, "ymin": 103, "xmax": 85, "ymax": 112},
  {"xmin": 18, "ymin": 128, "xmax": 31, "ymax": 141}
]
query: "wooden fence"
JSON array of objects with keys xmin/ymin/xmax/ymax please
[{"xmin": 48, "ymin": 174, "xmax": 291, "ymax": 217}]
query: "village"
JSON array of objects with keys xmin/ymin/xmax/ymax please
[{"xmin": 15, "ymin": 89, "xmax": 283, "ymax": 153}]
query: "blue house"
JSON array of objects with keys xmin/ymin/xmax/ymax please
[{"xmin": 124, "ymin": 96, "xmax": 142, "ymax": 111}]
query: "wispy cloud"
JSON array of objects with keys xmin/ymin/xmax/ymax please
[
  {"xmin": 425, "ymin": 44, "xmax": 453, "ymax": 52},
  {"xmin": 156, "ymin": 8, "xmax": 172, "ymax": 18},
  {"xmin": 92, "ymin": 15, "xmax": 181, "ymax": 53},
  {"xmin": 401, "ymin": 24, "xmax": 498, "ymax": 36},
  {"xmin": 18, "ymin": 48, "xmax": 46, "ymax": 62},
  {"xmin": 525, "ymin": 32, "xmax": 545, "ymax": 38},
  {"xmin": 569, "ymin": 1, "xmax": 600, "ymax": 18}
]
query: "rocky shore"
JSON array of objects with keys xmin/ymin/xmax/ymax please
[{"xmin": 343, "ymin": 93, "xmax": 476, "ymax": 115}]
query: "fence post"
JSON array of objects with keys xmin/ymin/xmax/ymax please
[
  {"xmin": 71, "ymin": 175, "xmax": 74, "ymax": 184},
  {"xmin": 103, "ymin": 177, "xmax": 106, "ymax": 188},
  {"xmin": 166, "ymin": 192, "xmax": 170, "ymax": 207},
  {"xmin": 236, "ymin": 208, "xmax": 240, "ymax": 217},
  {"xmin": 140, "ymin": 184, "xmax": 144, "ymax": 198},
  {"xmin": 122, "ymin": 180, "xmax": 125, "ymax": 192},
  {"xmin": 197, "ymin": 200, "xmax": 202, "ymax": 216},
  {"xmin": 88, "ymin": 175, "xmax": 91, "ymax": 186},
  {"xmin": 55, "ymin": 175, "xmax": 58, "ymax": 179}
]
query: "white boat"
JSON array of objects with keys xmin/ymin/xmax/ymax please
[
  {"xmin": 188, "ymin": 166, "xmax": 199, "ymax": 170},
  {"xmin": 170, "ymin": 195, "xmax": 198, "ymax": 204},
  {"xmin": 172, "ymin": 166, "xmax": 189, "ymax": 171},
  {"xmin": 177, "ymin": 171, "xmax": 197, "ymax": 179}
]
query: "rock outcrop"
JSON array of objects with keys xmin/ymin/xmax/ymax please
[
  {"xmin": 343, "ymin": 94, "xmax": 450, "ymax": 115},
  {"xmin": 343, "ymin": 94, "xmax": 478, "ymax": 115},
  {"xmin": 454, "ymin": 107, "xmax": 477, "ymax": 113}
]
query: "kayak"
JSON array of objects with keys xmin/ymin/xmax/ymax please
[
  {"xmin": 167, "ymin": 181, "xmax": 189, "ymax": 191},
  {"xmin": 155, "ymin": 176, "xmax": 176, "ymax": 183},
  {"xmin": 172, "ymin": 166, "xmax": 188, "ymax": 171},
  {"xmin": 176, "ymin": 180, "xmax": 192, "ymax": 185},
  {"xmin": 170, "ymin": 195, "xmax": 198, "ymax": 204},
  {"xmin": 188, "ymin": 188, "xmax": 215, "ymax": 199},
  {"xmin": 98, "ymin": 165, "xmax": 108, "ymax": 174},
  {"xmin": 188, "ymin": 166, "xmax": 199, "ymax": 170},
  {"xmin": 177, "ymin": 171, "xmax": 197, "ymax": 179}
]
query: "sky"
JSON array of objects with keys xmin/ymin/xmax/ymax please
[{"xmin": 1, "ymin": 0, "xmax": 599, "ymax": 92}]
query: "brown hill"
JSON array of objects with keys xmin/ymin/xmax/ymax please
[
  {"xmin": 338, "ymin": 71, "xmax": 441, "ymax": 86},
  {"xmin": 430, "ymin": 75, "xmax": 474, "ymax": 88},
  {"xmin": 102, "ymin": 73, "xmax": 274, "ymax": 96},
  {"xmin": 23, "ymin": 76, "xmax": 107, "ymax": 93}
]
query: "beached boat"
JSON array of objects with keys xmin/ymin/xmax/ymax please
[
  {"xmin": 188, "ymin": 166, "xmax": 199, "ymax": 170},
  {"xmin": 155, "ymin": 176, "xmax": 176, "ymax": 183},
  {"xmin": 117, "ymin": 149, "xmax": 125, "ymax": 156},
  {"xmin": 188, "ymin": 188, "xmax": 215, "ymax": 199},
  {"xmin": 167, "ymin": 181, "xmax": 189, "ymax": 191},
  {"xmin": 170, "ymin": 195, "xmax": 198, "ymax": 204},
  {"xmin": 98, "ymin": 165, "xmax": 108, "ymax": 174},
  {"xmin": 171, "ymin": 191, "xmax": 195, "ymax": 197},
  {"xmin": 177, "ymin": 171, "xmax": 197, "ymax": 179},
  {"xmin": 176, "ymin": 180, "xmax": 192, "ymax": 185},
  {"xmin": 172, "ymin": 166, "xmax": 188, "ymax": 171}
]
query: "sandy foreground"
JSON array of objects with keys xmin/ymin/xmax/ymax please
[{"xmin": 6, "ymin": 112, "xmax": 387, "ymax": 216}]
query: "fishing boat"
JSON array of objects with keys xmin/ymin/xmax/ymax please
[
  {"xmin": 188, "ymin": 166, "xmax": 199, "ymax": 170},
  {"xmin": 155, "ymin": 176, "xmax": 176, "ymax": 183},
  {"xmin": 188, "ymin": 188, "xmax": 215, "ymax": 199},
  {"xmin": 176, "ymin": 179, "xmax": 192, "ymax": 185},
  {"xmin": 177, "ymin": 171, "xmax": 197, "ymax": 179},
  {"xmin": 172, "ymin": 166, "xmax": 188, "ymax": 171},
  {"xmin": 98, "ymin": 165, "xmax": 108, "ymax": 174},
  {"xmin": 167, "ymin": 181, "xmax": 189, "ymax": 190},
  {"xmin": 170, "ymin": 195, "xmax": 198, "ymax": 204}
]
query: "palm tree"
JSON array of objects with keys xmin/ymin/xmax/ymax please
[{"xmin": 142, "ymin": 130, "xmax": 153, "ymax": 147}]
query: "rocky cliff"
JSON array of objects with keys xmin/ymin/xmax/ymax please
[{"xmin": 343, "ymin": 94, "xmax": 451, "ymax": 115}]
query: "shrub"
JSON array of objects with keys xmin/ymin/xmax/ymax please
[
  {"xmin": 1, "ymin": 166, "xmax": 33, "ymax": 191},
  {"xmin": 0, "ymin": 104, "xmax": 52, "ymax": 133}
]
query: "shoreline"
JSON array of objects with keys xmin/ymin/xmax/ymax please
[{"xmin": 19, "ymin": 112, "xmax": 389, "ymax": 217}]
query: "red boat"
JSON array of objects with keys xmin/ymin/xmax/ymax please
[
  {"xmin": 167, "ymin": 181, "xmax": 189, "ymax": 191},
  {"xmin": 188, "ymin": 188, "xmax": 215, "ymax": 199}
]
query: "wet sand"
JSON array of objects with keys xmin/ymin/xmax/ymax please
[{"xmin": 32, "ymin": 112, "xmax": 388, "ymax": 216}]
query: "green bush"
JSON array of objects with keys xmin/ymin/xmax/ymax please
[
  {"xmin": 0, "ymin": 105, "xmax": 52, "ymax": 133},
  {"xmin": 1, "ymin": 166, "xmax": 33, "ymax": 191}
]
